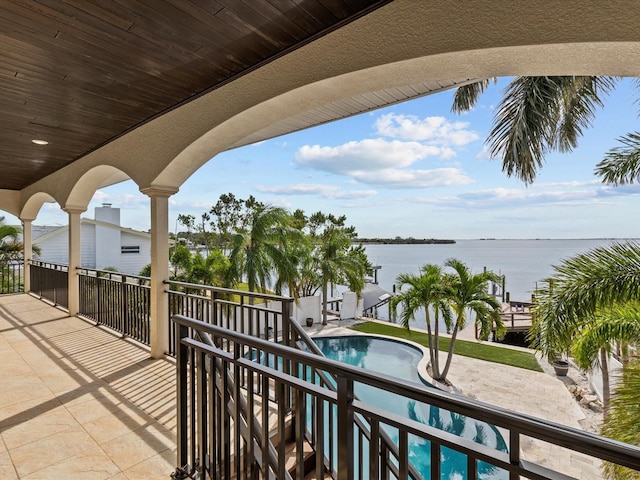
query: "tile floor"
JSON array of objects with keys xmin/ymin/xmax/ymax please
[{"xmin": 0, "ymin": 294, "xmax": 176, "ymax": 479}]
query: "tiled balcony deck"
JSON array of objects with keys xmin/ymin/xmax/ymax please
[{"xmin": 0, "ymin": 294, "xmax": 176, "ymax": 479}]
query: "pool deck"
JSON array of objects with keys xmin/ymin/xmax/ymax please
[{"xmin": 311, "ymin": 319, "xmax": 603, "ymax": 480}]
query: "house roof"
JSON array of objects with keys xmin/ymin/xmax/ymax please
[{"xmin": 33, "ymin": 218, "xmax": 152, "ymax": 244}]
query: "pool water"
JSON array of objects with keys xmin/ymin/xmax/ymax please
[{"xmin": 313, "ymin": 335, "xmax": 508, "ymax": 480}]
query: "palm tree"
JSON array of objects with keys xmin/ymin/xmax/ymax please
[
  {"xmin": 440, "ymin": 258, "xmax": 504, "ymax": 381},
  {"xmin": 389, "ymin": 264, "xmax": 452, "ymax": 380},
  {"xmin": 572, "ymin": 304, "xmax": 640, "ymax": 408},
  {"xmin": 317, "ymin": 226, "xmax": 368, "ymax": 325},
  {"xmin": 452, "ymin": 76, "xmax": 618, "ymax": 184},
  {"xmin": 530, "ymin": 241, "xmax": 640, "ymax": 360},
  {"xmin": 227, "ymin": 204, "xmax": 295, "ymax": 295},
  {"xmin": 0, "ymin": 217, "xmax": 22, "ymax": 263},
  {"xmin": 601, "ymin": 361, "xmax": 640, "ymax": 480}
]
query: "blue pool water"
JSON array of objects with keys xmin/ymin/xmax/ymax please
[{"xmin": 313, "ymin": 335, "xmax": 508, "ymax": 480}]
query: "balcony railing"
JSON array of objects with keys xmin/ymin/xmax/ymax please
[
  {"xmin": 79, "ymin": 267, "xmax": 151, "ymax": 345},
  {"xmin": 172, "ymin": 314, "xmax": 640, "ymax": 480},
  {"xmin": 166, "ymin": 280, "xmax": 295, "ymax": 357},
  {"xmin": 30, "ymin": 260, "xmax": 68, "ymax": 307},
  {"xmin": 0, "ymin": 260, "xmax": 23, "ymax": 294}
]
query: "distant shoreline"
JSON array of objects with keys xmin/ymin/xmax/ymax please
[{"xmin": 355, "ymin": 238, "xmax": 456, "ymax": 245}]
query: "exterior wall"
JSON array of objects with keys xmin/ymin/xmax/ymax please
[
  {"xmin": 33, "ymin": 222, "xmax": 96, "ymax": 268},
  {"xmin": 119, "ymin": 231, "xmax": 151, "ymax": 275},
  {"xmin": 34, "ymin": 228, "xmax": 68, "ymax": 264},
  {"xmin": 292, "ymin": 296, "xmax": 321, "ymax": 325},
  {"xmin": 587, "ymin": 355, "xmax": 623, "ymax": 402},
  {"xmin": 81, "ymin": 223, "xmax": 96, "ymax": 268},
  {"xmin": 95, "ymin": 205, "xmax": 121, "ymax": 271}
]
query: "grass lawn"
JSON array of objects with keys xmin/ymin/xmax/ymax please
[{"xmin": 350, "ymin": 321, "xmax": 543, "ymax": 372}]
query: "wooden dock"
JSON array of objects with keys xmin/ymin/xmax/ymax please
[{"xmin": 500, "ymin": 300, "xmax": 534, "ymax": 333}]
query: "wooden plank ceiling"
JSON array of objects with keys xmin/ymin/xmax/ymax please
[{"xmin": 0, "ymin": 0, "xmax": 389, "ymax": 191}]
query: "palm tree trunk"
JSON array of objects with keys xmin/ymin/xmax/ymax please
[
  {"xmin": 322, "ymin": 282, "xmax": 328, "ymax": 325},
  {"xmin": 433, "ymin": 308, "xmax": 441, "ymax": 379},
  {"xmin": 425, "ymin": 310, "xmax": 438, "ymax": 379},
  {"xmin": 601, "ymin": 347, "xmax": 610, "ymax": 409},
  {"xmin": 440, "ymin": 317, "xmax": 462, "ymax": 381}
]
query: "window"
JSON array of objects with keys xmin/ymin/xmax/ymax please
[{"xmin": 121, "ymin": 246, "xmax": 140, "ymax": 254}]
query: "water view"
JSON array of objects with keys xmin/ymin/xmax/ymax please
[{"xmin": 363, "ymin": 238, "xmax": 630, "ymax": 327}]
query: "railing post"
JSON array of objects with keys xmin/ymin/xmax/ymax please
[
  {"xmin": 510, "ymin": 430, "xmax": 520, "ymax": 480},
  {"xmin": 176, "ymin": 320, "xmax": 189, "ymax": 469},
  {"xmin": 337, "ymin": 376, "xmax": 354, "ymax": 480},
  {"xmin": 121, "ymin": 274, "xmax": 128, "ymax": 336}
]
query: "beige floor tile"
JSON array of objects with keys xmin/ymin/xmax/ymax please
[
  {"xmin": 122, "ymin": 447, "xmax": 176, "ymax": 480},
  {"xmin": 9, "ymin": 426, "xmax": 98, "ymax": 477},
  {"xmin": 2, "ymin": 408, "xmax": 78, "ymax": 450},
  {"xmin": 66, "ymin": 396, "xmax": 126, "ymax": 425},
  {"xmin": 101, "ymin": 423, "xmax": 175, "ymax": 471},
  {"xmin": 0, "ymin": 385, "xmax": 54, "ymax": 410},
  {"xmin": 0, "ymin": 450, "xmax": 18, "ymax": 479},
  {"xmin": 21, "ymin": 446, "xmax": 120, "ymax": 480},
  {"xmin": 83, "ymin": 408, "xmax": 154, "ymax": 445}
]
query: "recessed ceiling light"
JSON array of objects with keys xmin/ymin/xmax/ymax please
[{"xmin": 31, "ymin": 139, "xmax": 48, "ymax": 145}]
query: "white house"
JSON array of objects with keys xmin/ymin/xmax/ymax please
[{"xmin": 33, "ymin": 204, "xmax": 152, "ymax": 275}]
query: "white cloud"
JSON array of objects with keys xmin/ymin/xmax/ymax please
[
  {"xmin": 351, "ymin": 168, "xmax": 472, "ymax": 189},
  {"xmin": 374, "ymin": 113, "xmax": 479, "ymax": 146},
  {"xmin": 294, "ymin": 138, "xmax": 469, "ymax": 188},
  {"xmin": 256, "ymin": 183, "xmax": 377, "ymax": 199},
  {"xmin": 296, "ymin": 138, "xmax": 445, "ymax": 174}
]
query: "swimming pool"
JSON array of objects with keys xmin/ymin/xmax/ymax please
[{"xmin": 313, "ymin": 335, "xmax": 509, "ymax": 480}]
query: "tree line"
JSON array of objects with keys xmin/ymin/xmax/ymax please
[{"xmin": 159, "ymin": 194, "xmax": 372, "ymax": 324}]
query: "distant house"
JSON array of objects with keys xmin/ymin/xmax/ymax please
[{"xmin": 33, "ymin": 204, "xmax": 151, "ymax": 275}]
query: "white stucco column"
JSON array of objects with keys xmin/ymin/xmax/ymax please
[
  {"xmin": 64, "ymin": 207, "xmax": 85, "ymax": 316},
  {"xmin": 141, "ymin": 186, "xmax": 178, "ymax": 359},
  {"xmin": 21, "ymin": 218, "xmax": 33, "ymax": 292}
]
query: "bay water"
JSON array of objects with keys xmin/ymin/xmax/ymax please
[{"xmin": 363, "ymin": 238, "xmax": 632, "ymax": 327}]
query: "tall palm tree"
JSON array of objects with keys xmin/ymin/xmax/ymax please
[
  {"xmin": 317, "ymin": 226, "xmax": 368, "ymax": 324},
  {"xmin": 572, "ymin": 304, "xmax": 640, "ymax": 408},
  {"xmin": 452, "ymin": 76, "xmax": 618, "ymax": 184},
  {"xmin": 390, "ymin": 264, "xmax": 452, "ymax": 379},
  {"xmin": 440, "ymin": 259, "xmax": 504, "ymax": 381},
  {"xmin": 227, "ymin": 204, "xmax": 295, "ymax": 295},
  {"xmin": 531, "ymin": 241, "xmax": 640, "ymax": 360},
  {"xmin": 601, "ymin": 361, "xmax": 640, "ymax": 480}
]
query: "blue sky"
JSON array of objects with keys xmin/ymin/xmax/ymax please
[{"xmin": 10, "ymin": 77, "xmax": 640, "ymax": 239}]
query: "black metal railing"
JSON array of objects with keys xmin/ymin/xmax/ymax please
[
  {"xmin": 0, "ymin": 261, "xmax": 23, "ymax": 294},
  {"xmin": 288, "ymin": 318, "xmax": 422, "ymax": 479},
  {"xmin": 166, "ymin": 280, "xmax": 295, "ymax": 357},
  {"xmin": 173, "ymin": 314, "xmax": 640, "ymax": 480},
  {"xmin": 30, "ymin": 260, "xmax": 68, "ymax": 307},
  {"xmin": 79, "ymin": 268, "xmax": 151, "ymax": 344}
]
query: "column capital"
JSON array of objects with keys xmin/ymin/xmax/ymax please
[
  {"xmin": 62, "ymin": 205, "xmax": 86, "ymax": 215},
  {"xmin": 140, "ymin": 186, "xmax": 179, "ymax": 198},
  {"xmin": 20, "ymin": 217, "xmax": 35, "ymax": 224}
]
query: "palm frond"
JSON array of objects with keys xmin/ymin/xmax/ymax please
[
  {"xmin": 488, "ymin": 76, "xmax": 615, "ymax": 184},
  {"xmin": 601, "ymin": 361, "xmax": 640, "ymax": 480},
  {"xmin": 451, "ymin": 79, "xmax": 494, "ymax": 113},
  {"xmin": 596, "ymin": 132, "xmax": 640, "ymax": 185}
]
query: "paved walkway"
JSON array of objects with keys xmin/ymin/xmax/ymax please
[
  {"xmin": 0, "ymin": 294, "xmax": 176, "ymax": 479},
  {"xmin": 311, "ymin": 319, "xmax": 603, "ymax": 479}
]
